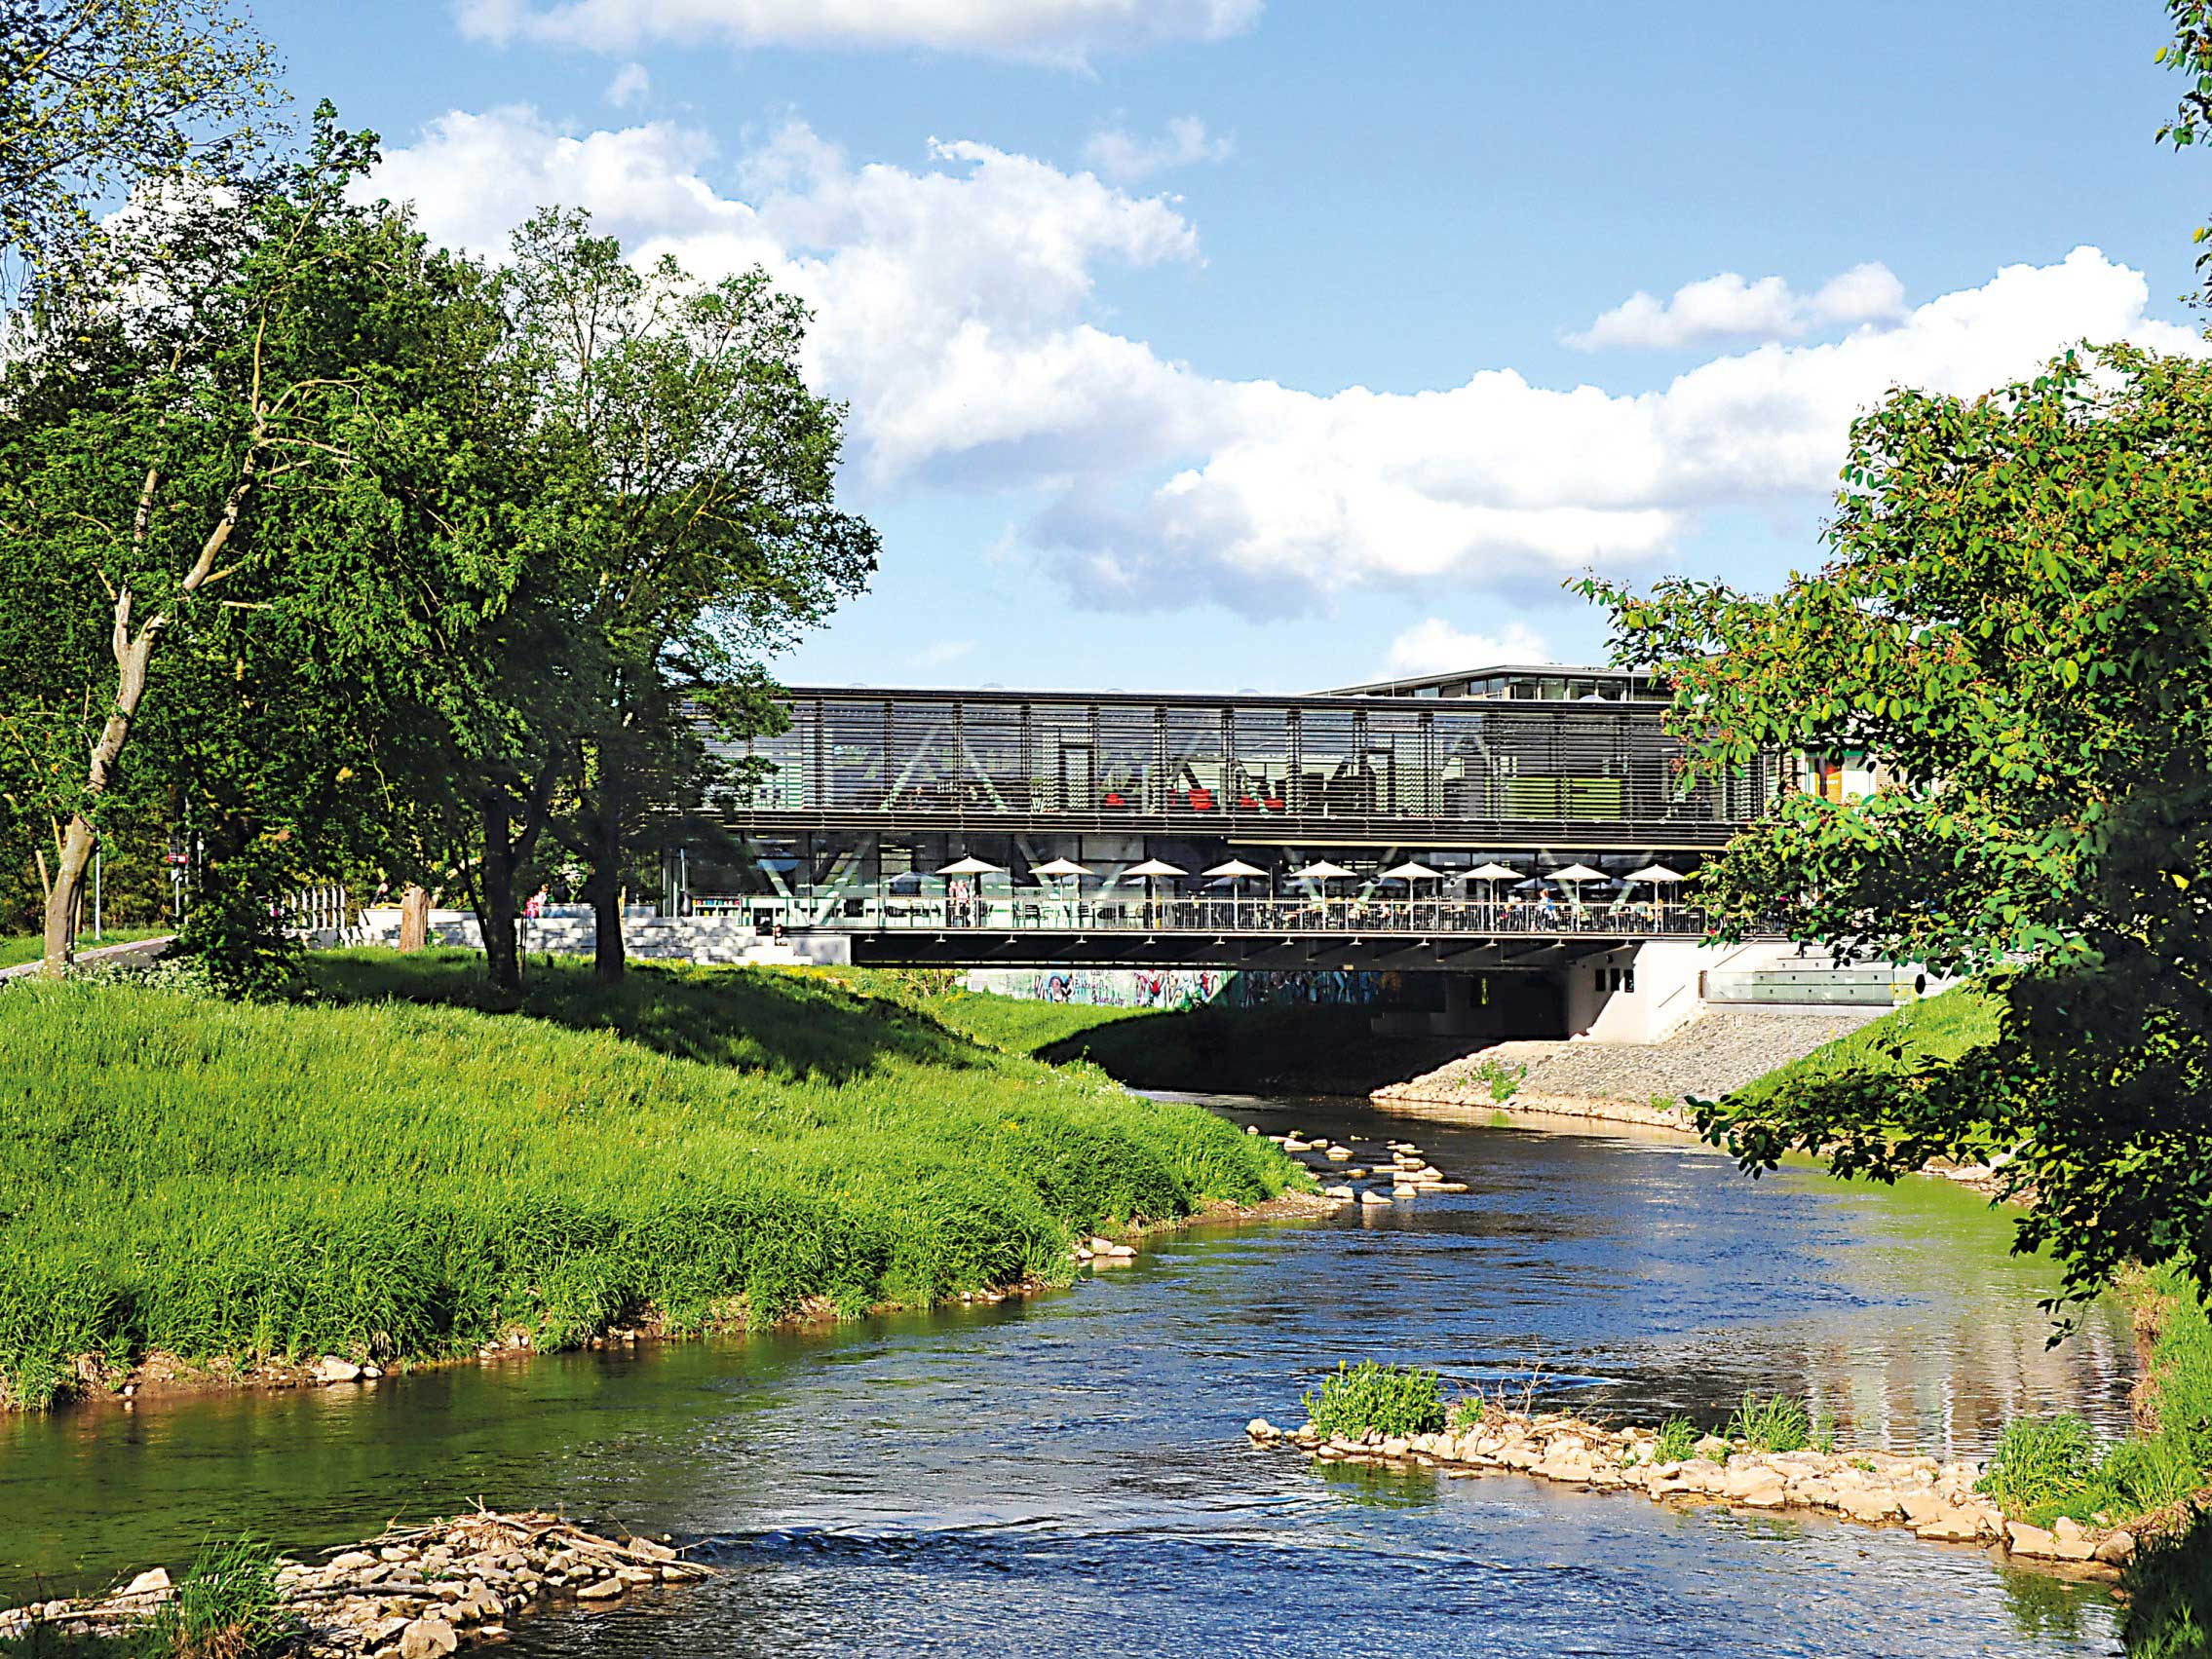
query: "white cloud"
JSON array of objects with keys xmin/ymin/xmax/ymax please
[
  {"xmin": 367, "ymin": 112, "xmax": 2200, "ymax": 618},
  {"xmin": 1381, "ymin": 619, "xmax": 1551, "ymax": 678},
  {"xmin": 1083, "ymin": 116, "xmax": 1232, "ymax": 182},
  {"xmin": 454, "ymin": 0, "xmax": 1262, "ymax": 65},
  {"xmin": 1566, "ymin": 261, "xmax": 1909, "ymax": 351},
  {"xmin": 605, "ymin": 61, "xmax": 651, "ymax": 106},
  {"xmin": 906, "ymin": 638, "xmax": 976, "ymax": 669}
]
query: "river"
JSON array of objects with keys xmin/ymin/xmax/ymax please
[{"xmin": 3, "ymin": 1095, "xmax": 2139, "ymax": 1656}]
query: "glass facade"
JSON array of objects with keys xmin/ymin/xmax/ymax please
[{"xmin": 688, "ymin": 670, "xmax": 1782, "ymax": 926}]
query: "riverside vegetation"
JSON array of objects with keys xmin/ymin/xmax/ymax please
[
  {"xmin": 0, "ymin": 1510, "xmax": 714, "ymax": 1658},
  {"xmin": 0, "ymin": 951, "xmax": 1303, "ymax": 1410}
]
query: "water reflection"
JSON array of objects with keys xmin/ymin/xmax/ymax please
[{"xmin": 1, "ymin": 1094, "xmax": 2134, "ymax": 1655}]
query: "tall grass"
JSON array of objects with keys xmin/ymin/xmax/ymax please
[
  {"xmin": 1976, "ymin": 1269, "xmax": 2212, "ymax": 1530},
  {"xmin": 1725, "ymin": 1391, "xmax": 1814, "ymax": 1453},
  {"xmin": 1301, "ymin": 1362, "xmax": 1446, "ymax": 1438},
  {"xmin": 0, "ymin": 952, "xmax": 1299, "ymax": 1408}
]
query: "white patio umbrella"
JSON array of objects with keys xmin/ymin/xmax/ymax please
[
  {"xmin": 1287, "ymin": 859, "xmax": 1356, "ymax": 925},
  {"xmin": 1203, "ymin": 858, "xmax": 1268, "ymax": 927},
  {"xmin": 1032, "ymin": 856, "xmax": 1092, "ymax": 921},
  {"xmin": 1379, "ymin": 860, "xmax": 1445, "ymax": 884},
  {"xmin": 1546, "ymin": 862, "xmax": 1610, "ymax": 917},
  {"xmin": 1621, "ymin": 862, "xmax": 1686, "ymax": 918},
  {"xmin": 1463, "ymin": 860, "xmax": 1520, "ymax": 918},
  {"xmin": 936, "ymin": 854, "xmax": 1003, "ymax": 924},
  {"xmin": 937, "ymin": 854, "xmax": 1003, "ymax": 877},
  {"xmin": 1380, "ymin": 860, "xmax": 1443, "ymax": 922},
  {"xmin": 1125, "ymin": 856, "xmax": 1187, "ymax": 924}
]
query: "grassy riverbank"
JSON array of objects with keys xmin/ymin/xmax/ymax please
[
  {"xmin": 0, "ymin": 951, "xmax": 1302, "ymax": 1410},
  {"xmin": 1722, "ymin": 984, "xmax": 2000, "ymax": 1114}
]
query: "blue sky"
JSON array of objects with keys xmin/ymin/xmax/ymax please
[{"xmin": 268, "ymin": 1, "xmax": 2202, "ymax": 692}]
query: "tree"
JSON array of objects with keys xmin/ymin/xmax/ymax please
[
  {"xmin": 1580, "ymin": 341, "xmax": 2212, "ymax": 1308},
  {"xmin": 1, "ymin": 0, "xmax": 278, "ymax": 293},
  {"xmin": 434, "ymin": 209, "xmax": 876, "ymax": 990},
  {"xmin": 0, "ymin": 106, "xmax": 529, "ymax": 978}
]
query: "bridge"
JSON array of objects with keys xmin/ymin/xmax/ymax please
[{"xmin": 671, "ymin": 662, "xmax": 1800, "ymax": 1032}]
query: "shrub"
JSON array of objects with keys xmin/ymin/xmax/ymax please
[
  {"xmin": 1976, "ymin": 1414, "xmax": 2100, "ymax": 1517},
  {"xmin": 2122, "ymin": 1507, "xmax": 2212, "ymax": 1659},
  {"xmin": 1726, "ymin": 1391, "xmax": 1812, "ymax": 1453},
  {"xmin": 1448, "ymin": 1397, "xmax": 1483, "ymax": 1431},
  {"xmin": 1653, "ymin": 1416, "xmax": 1697, "ymax": 1464},
  {"xmin": 155, "ymin": 1533, "xmax": 291, "ymax": 1658},
  {"xmin": 1302, "ymin": 1361, "xmax": 1446, "ymax": 1438},
  {"xmin": 1472, "ymin": 1059, "xmax": 1524, "ymax": 1103}
]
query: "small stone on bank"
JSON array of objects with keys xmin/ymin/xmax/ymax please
[{"xmin": 399, "ymin": 1615, "xmax": 458, "ymax": 1659}]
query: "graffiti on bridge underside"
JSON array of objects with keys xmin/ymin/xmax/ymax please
[{"xmin": 964, "ymin": 966, "xmax": 1395, "ymax": 1011}]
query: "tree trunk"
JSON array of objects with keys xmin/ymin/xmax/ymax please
[
  {"xmin": 589, "ymin": 824, "xmax": 625, "ymax": 984},
  {"xmin": 40, "ymin": 816, "xmax": 94, "ymax": 974},
  {"xmin": 44, "ymin": 593, "xmax": 162, "ymax": 975},
  {"xmin": 398, "ymin": 885, "xmax": 431, "ymax": 952},
  {"xmin": 479, "ymin": 803, "xmax": 523, "ymax": 995}
]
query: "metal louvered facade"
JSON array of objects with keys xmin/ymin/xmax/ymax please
[{"xmin": 718, "ymin": 685, "xmax": 1774, "ymax": 850}]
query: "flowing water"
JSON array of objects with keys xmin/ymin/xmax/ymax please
[{"xmin": 2, "ymin": 1095, "xmax": 2141, "ymax": 1656}]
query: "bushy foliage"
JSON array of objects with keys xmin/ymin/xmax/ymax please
[
  {"xmin": 172, "ymin": 855, "xmax": 306, "ymax": 1002},
  {"xmin": 1301, "ymin": 1362, "xmax": 1447, "ymax": 1439},
  {"xmin": 156, "ymin": 1534, "xmax": 290, "ymax": 1659},
  {"xmin": 2123, "ymin": 1507, "xmax": 2212, "ymax": 1659},
  {"xmin": 1726, "ymin": 1391, "xmax": 1813, "ymax": 1453},
  {"xmin": 1653, "ymin": 1416, "xmax": 1698, "ymax": 1465},
  {"xmin": 1448, "ymin": 1397, "xmax": 1484, "ymax": 1431},
  {"xmin": 1977, "ymin": 1415, "xmax": 2101, "ymax": 1517},
  {"xmin": 1587, "ymin": 342, "xmax": 2212, "ymax": 1309},
  {"xmin": 1472, "ymin": 1059, "xmax": 1523, "ymax": 1103},
  {"xmin": 0, "ymin": 954, "xmax": 1298, "ymax": 1406}
]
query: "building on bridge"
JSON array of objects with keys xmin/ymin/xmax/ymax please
[{"xmin": 677, "ymin": 664, "xmax": 1818, "ymax": 1040}]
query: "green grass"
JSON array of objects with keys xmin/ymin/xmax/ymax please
[
  {"xmin": 2123, "ymin": 1509, "xmax": 2212, "ymax": 1658},
  {"xmin": 0, "ymin": 950, "xmax": 1301, "ymax": 1409},
  {"xmin": 0, "ymin": 1534, "xmax": 289, "ymax": 1659},
  {"xmin": 0, "ymin": 930, "xmax": 168, "ymax": 971},
  {"xmin": 1976, "ymin": 1269, "xmax": 2212, "ymax": 1531},
  {"xmin": 1653, "ymin": 1416, "xmax": 1698, "ymax": 1464},
  {"xmin": 1977, "ymin": 1414, "xmax": 2101, "ymax": 1516},
  {"xmin": 1301, "ymin": 1361, "xmax": 1446, "ymax": 1439},
  {"xmin": 1724, "ymin": 983, "xmax": 2001, "ymax": 1115},
  {"xmin": 1725, "ymin": 1390, "xmax": 1814, "ymax": 1453}
]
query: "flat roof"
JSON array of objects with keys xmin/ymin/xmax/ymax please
[
  {"xmin": 1322, "ymin": 663, "xmax": 1654, "ymax": 697},
  {"xmin": 778, "ymin": 665, "xmax": 1666, "ymax": 708}
]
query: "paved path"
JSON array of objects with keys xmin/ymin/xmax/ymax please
[{"xmin": 0, "ymin": 934, "xmax": 175, "ymax": 983}]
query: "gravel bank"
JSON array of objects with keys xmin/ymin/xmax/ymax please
[{"xmin": 1373, "ymin": 1008, "xmax": 1888, "ymax": 1129}]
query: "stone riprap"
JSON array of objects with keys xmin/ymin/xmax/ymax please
[
  {"xmin": 1252, "ymin": 1127, "xmax": 1465, "ymax": 1211},
  {"xmin": 1243, "ymin": 1413, "xmax": 2135, "ymax": 1571},
  {"xmin": 1373, "ymin": 1009, "xmax": 1885, "ymax": 1129},
  {"xmin": 0, "ymin": 1511, "xmax": 713, "ymax": 1654}
]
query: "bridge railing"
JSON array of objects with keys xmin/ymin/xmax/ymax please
[{"xmin": 742, "ymin": 894, "xmax": 1712, "ymax": 938}]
